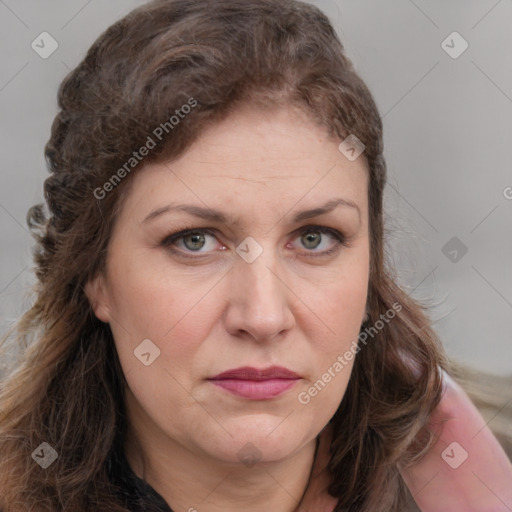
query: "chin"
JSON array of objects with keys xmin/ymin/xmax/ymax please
[{"xmin": 203, "ymin": 419, "xmax": 309, "ymax": 465}]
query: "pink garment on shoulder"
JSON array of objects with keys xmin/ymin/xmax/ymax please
[
  {"xmin": 297, "ymin": 370, "xmax": 512, "ymax": 511},
  {"xmin": 400, "ymin": 371, "xmax": 512, "ymax": 511}
]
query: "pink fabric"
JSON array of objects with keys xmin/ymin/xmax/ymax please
[
  {"xmin": 295, "ymin": 371, "xmax": 512, "ymax": 511},
  {"xmin": 401, "ymin": 371, "xmax": 512, "ymax": 511}
]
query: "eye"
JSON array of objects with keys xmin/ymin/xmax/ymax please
[
  {"xmin": 160, "ymin": 226, "xmax": 224, "ymax": 256},
  {"xmin": 160, "ymin": 224, "xmax": 346, "ymax": 259},
  {"xmin": 290, "ymin": 226, "xmax": 346, "ymax": 256}
]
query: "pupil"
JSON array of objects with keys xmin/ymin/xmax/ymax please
[
  {"xmin": 184, "ymin": 233, "xmax": 205, "ymax": 251},
  {"xmin": 303, "ymin": 232, "xmax": 321, "ymax": 249}
]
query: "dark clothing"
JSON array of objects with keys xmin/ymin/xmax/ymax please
[{"xmin": 107, "ymin": 444, "xmax": 173, "ymax": 512}]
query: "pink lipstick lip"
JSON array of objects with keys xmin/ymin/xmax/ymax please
[
  {"xmin": 209, "ymin": 366, "xmax": 300, "ymax": 381},
  {"xmin": 207, "ymin": 366, "xmax": 301, "ymax": 400},
  {"xmin": 209, "ymin": 378, "xmax": 299, "ymax": 400}
]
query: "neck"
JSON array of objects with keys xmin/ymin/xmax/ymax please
[{"xmin": 124, "ymin": 420, "xmax": 319, "ymax": 512}]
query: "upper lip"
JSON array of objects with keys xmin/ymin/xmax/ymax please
[{"xmin": 209, "ymin": 366, "xmax": 300, "ymax": 381}]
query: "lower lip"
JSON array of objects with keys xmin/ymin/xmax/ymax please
[{"xmin": 209, "ymin": 378, "xmax": 299, "ymax": 399}]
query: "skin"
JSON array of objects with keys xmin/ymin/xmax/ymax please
[{"xmin": 86, "ymin": 103, "xmax": 370, "ymax": 512}]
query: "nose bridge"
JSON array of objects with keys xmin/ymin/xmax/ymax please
[
  {"xmin": 244, "ymin": 250, "xmax": 283, "ymax": 303},
  {"xmin": 224, "ymin": 242, "xmax": 295, "ymax": 339}
]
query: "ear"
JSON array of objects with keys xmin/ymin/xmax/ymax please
[{"xmin": 84, "ymin": 273, "xmax": 112, "ymax": 323}]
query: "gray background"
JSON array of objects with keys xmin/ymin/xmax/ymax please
[{"xmin": 1, "ymin": 0, "xmax": 511, "ymax": 375}]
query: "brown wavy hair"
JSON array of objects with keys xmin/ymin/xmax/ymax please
[{"xmin": 0, "ymin": 0, "xmax": 449, "ymax": 510}]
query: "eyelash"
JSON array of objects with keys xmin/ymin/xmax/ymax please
[{"xmin": 160, "ymin": 224, "xmax": 348, "ymax": 259}]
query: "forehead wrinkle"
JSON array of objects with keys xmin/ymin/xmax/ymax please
[{"xmin": 207, "ymin": 174, "xmax": 304, "ymax": 182}]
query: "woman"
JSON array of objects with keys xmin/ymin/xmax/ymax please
[{"xmin": 0, "ymin": 1, "xmax": 510, "ymax": 510}]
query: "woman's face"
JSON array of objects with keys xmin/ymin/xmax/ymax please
[{"xmin": 87, "ymin": 104, "xmax": 369, "ymax": 465}]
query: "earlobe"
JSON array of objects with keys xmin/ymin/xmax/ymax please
[{"xmin": 84, "ymin": 274, "xmax": 111, "ymax": 323}]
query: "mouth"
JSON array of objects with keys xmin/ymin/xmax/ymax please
[{"xmin": 207, "ymin": 366, "xmax": 301, "ymax": 400}]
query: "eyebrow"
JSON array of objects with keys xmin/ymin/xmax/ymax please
[{"xmin": 142, "ymin": 198, "xmax": 361, "ymax": 225}]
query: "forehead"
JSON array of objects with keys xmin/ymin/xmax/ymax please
[
  {"xmin": 121, "ymin": 104, "xmax": 369, "ymax": 222},
  {"xmin": 180, "ymin": 104, "xmax": 366, "ymax": 171}
]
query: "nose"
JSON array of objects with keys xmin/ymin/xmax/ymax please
[{"xmin": 222, "ymin": 248, "xmax": 296, "ymax": 342}]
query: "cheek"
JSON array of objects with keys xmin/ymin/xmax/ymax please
[
  {"xmin": 293, "ymin": 252, "xmax": 369, "ymax": 413},
  {"xmin": 107, "ymin": 249, "xmax": 213, "ymax": 334},
  {"xmin": 104, "ymin": 252, "xmax": 222, "ymax": 385},
  {"xmin": 333, "ymin": 270, "xmax": 368, "ymax": 334},
  {"xmin": 301, "ymin": 253, "xmax": 369, "ymax": 351},
  {"xmin": 107, "ymin": 261, "xmax": 219, "ymax": 431}
]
